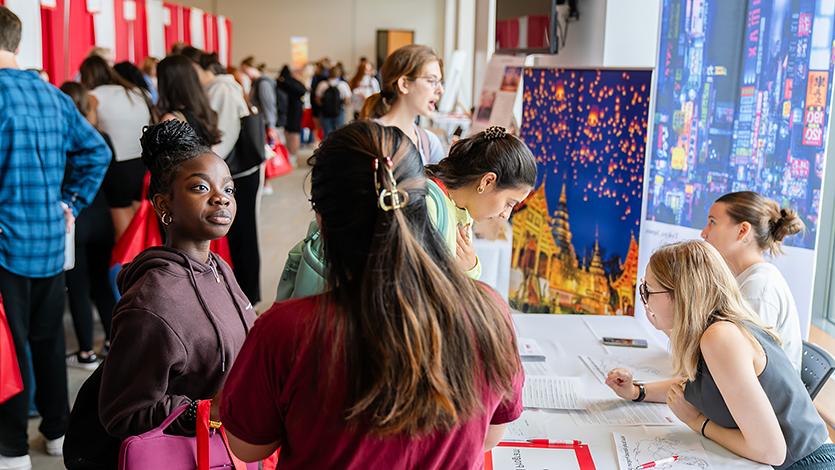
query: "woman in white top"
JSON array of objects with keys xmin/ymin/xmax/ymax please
[
  {"xmin": 349, "ymin": 59, "xmax": 380, "ymax": 119},
  {"xmin": 700, "ymin": 191, "xmax": 805, "ymax": 370},
  {"xmin": 80, "ymin": 55, "xmax": 153, "ymax": 241},
  {"xmin": 360, "ymin": 45, "xmax": 446, "ymax": 165}
]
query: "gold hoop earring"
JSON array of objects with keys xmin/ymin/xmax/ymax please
[
  {"xmin": 161, "ymin": 212, "xmax": 173, "ymax": 226},
  {"xmin": 477, "ymin": 186, "xmax": 485, "ymax": 194}
]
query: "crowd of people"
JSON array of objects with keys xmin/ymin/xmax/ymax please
[{"xmin": 1, "ymin": 5, "xmax": 834, "ymax": 470}]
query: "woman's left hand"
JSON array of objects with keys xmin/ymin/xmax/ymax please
[{"xmin": 666, "ymin": 382, "xmax": 702, "ymax": 430}]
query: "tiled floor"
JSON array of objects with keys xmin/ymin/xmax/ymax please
[{"xmin": 29, "ymin": 154, "xmax": 313, "ymax": 469}]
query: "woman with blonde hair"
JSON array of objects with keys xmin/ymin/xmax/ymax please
[
  {"xmin": 361, "ymin": 44, "xmax": 445, "ymax": 165},
  {"xmin": 605, "ymin": 240, "xmax": 833, "ymax": 469},
  {"xmin": 701, "ymin": 191, "xmax": 805, "ymax": 370}
]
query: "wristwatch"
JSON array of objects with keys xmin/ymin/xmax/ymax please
[{"xmin": 632, "ymin": 383, "xmax": 646, "ymax": 402}]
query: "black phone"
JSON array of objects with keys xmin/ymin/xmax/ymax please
[{"xmin": 602, "ymin": 337, "xmax": 648, "ymax": 348}]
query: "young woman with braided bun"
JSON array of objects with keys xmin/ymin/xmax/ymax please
[
  {"xmin": 64, "ymin": 120, "xmax": 255, "ymax": 469},
  {"xmin": 222, "ymin": 120, "xmax": 523, "ymax": 468},
  {"xmin": 700, "ymin": 191, "xmax": 805, "ymax": 370}
]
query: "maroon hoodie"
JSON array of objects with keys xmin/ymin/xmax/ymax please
[{"xmin": 98, "ymin": 246, "xmax": 256, "ymax": 439}]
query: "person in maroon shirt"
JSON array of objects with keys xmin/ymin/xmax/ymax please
[{"xmin": 220, "ymin": 121, "xmax": 524, "ymax": 469}]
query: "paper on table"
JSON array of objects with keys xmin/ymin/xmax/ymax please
[
  {"xmin": 502, "ymin": 412, "xmax": 550, "ymax": 441},
  {"xmin": 613, "ymin": 428, "xmax": 711, "ymax": 470},
  {"xmin": 579, "ymin": 354, "xmax": 669, "ymax": 384},
  {"xmin": 522, "ymin": 361, "xmax": 550, "ymax": 375},
  {"xmin": 571, "ymin": 399, "xmax": 677, "ymax": 426},
  {"xmin": 488, "ymin": 446, "xmax": 585, "ymax": 470},
  {"xmin": 523, "ymin": 376, "xmax": 585, "ymax": 410}
]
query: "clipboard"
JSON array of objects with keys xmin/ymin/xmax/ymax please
[{"xmin": 485, "ymin": 441, "xmax": 597, "ymax": 470}]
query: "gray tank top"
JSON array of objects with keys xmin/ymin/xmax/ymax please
[{"xmin": 684, "ymin": 321, "xmax": 826, "ymax": 469}]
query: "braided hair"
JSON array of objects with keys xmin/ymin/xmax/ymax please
[{"xmin": 140, "ymin": 120, "xmax": 211, "ymax": 198}]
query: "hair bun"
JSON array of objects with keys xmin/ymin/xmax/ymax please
[
  {"xmin": 140, "ymin": 120, "xmax": 200, "ymax": 171},
  {"xmin": 770, "ymin": 206, "xmax": 805, "ymax": 243},
  {"xmin": 482, "ymin": 126, "xmax": 507, "ymax": 141}
]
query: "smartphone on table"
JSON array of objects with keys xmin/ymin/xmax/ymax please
[{"xmin": 601, "ymin": 337, "xmax": 648, "ymax": 348}]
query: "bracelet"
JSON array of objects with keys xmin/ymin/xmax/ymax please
[
  {"xmin": 632, "ymin": 383, "xmax": 646, "ymax": 402},
  {"xmin": 700, "ymin": 417, "xmax": 710, "ymax": 437},
  {"xmin": 184, "ymin": 399, "xmax": 199, "ymax": 423}
]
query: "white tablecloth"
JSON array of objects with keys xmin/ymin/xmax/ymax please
[{"xmin": 509, "ymin": 314, "xmax": 770, "ymax": 469}]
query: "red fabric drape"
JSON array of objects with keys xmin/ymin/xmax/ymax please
[
  {"xmin": 225, "ymin": 17, "xmax": 232, "ymax": 66},
  {"xmin": 39, "ymin": 0, "xmax": 94, "ymax": 85},
  {"xmin": 40, "ymin": 1, "xmax": 63, "ymax": 85}
]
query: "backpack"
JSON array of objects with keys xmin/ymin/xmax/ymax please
[
  {"xmin": 321, "ymin": 84, "xmax": 344, "ymax": 118},
  {"xmin": 275, "ymin": 181, "xmax": 450, "ymax": 301}
]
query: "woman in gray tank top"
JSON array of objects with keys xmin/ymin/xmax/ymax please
[{"xmin": 604, "ymin": 240, "xmax": 834, "ymax": 469}]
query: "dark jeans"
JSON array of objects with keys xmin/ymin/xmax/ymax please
[
  {"xmin": 787, "ymin": 444, "xmax": 835, "ymax": 469},
  {"xmin": 320, "ymin": 112, "xmax": 345, "ymax": 139},
  {"xmin": 226, "ymin": 169, "xmax": 262, "ymax": 305},
  {"xmin": 66, "ymin": 206, "xmax": 115, "ymax": 351},
  {"xmin": 0, "ymin": 267, "xmax": 69, "ymax": 457}
]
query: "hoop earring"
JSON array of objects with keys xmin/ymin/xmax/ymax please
[
  {"xmin": 160, "ymin": 212, "xmax": 173, "ymax": 226},
  {"xmin": 477, "ymin": 186, "xmax": 485, "ymax": 194}
]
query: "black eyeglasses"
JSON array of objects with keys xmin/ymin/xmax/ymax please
[{"xmin": 639, "ymin": 279, "xmax": 672, "ymax": 305}]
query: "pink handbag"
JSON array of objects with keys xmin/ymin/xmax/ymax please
[{"xmin": 118, "ymin": 402, "xmax": 258, "ymax": 470}]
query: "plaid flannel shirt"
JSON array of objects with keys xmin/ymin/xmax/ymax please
[{"xmin": 0, "ymin": 69, "xmax": 110, "ymax": 278}]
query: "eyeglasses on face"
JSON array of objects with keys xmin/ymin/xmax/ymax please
[
  {"xmin": 412, "ymin": 76, "xmax": 444, "ymax": 89},
  {"xmin": 639, "ymin": 278, "xmax": 672, "ymax": 305}
]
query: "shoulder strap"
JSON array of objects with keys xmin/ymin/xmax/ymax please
[
  {"xmin": 426, "ymin": 179, "xmax": 449, "ymax": 236},
  {"xmin": 416, "ymin": 126, "xmax": 432, "ymax": 165}
]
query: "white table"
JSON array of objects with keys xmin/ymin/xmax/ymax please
[
  {"xmin": 510, "ymin": 314, "xmax": 769, "ymax": 469},
  {"xmin": 473, "ymin": 237, "xmax": 512, "ymax": 301}
]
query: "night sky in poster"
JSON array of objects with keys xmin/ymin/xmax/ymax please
[
  {"xmin": 520, "ymin": 68, "xmax": 651, "ymax": 267},
  {"xmin": 648, "ymin": 0, "xmax": 835, "ymax": 249}
]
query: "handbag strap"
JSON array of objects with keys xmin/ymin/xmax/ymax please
[{"xmin": 197, "ymin": 400, "xmax": 247, "ymax": 470}]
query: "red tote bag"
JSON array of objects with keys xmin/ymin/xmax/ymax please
[{"xmin": 0, "ymin": 294, "xmax": 23, "ymax": 404}]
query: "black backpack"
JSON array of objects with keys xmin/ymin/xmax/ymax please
[{"xmin": 321, "ymin": 84, "xmax": 343, "ymax": 118}]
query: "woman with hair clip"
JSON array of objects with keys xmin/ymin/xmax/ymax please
[
  {"xmin": 361, "ymin": 44, "xmax": 446, "ymax": 165},
  {"xmin": 701, "ymin": 191, "xmax": 805, "ymax": 370},
  {"xmin": 275, "ymin": 125, "xmax": 536, "ymax": 298},
  {"xmin": 605, "ymin": 240, "xmax": 834, "ymax": 469},
  {"xmin": 221, "ymin": 121, "xmax": 524, "ymax": 468},
  {"xmin": 79, "ymin": 55, "xmax": 154, "ymax": 241},
  {"xmin": 157, "ymin": 54, "xmax": 222, "ymax": 148},
  {"xmin": 63, "ymin": 120, "xmax": 256, "ymax": 469}
]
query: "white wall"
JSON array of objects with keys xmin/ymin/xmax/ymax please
[
  {"xmin": 532, "ymin": 0, "xmax": 608, "ymax": 68},
  {"xmin": 180, "ymin": 0, "xmax": 445, "ymax": 71},
  {"xmin": 603, "ymin": 0, "xmax": 661, "ymax": 68}
]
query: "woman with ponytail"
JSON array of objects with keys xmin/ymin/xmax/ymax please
[
  {"xmin": 700, "ymin": 191, "xmax": 805, "ymax": 370},
  {"xmin": 64, "ymin": 121, "xmax": 255, "ymax": 469},
  {"xmin": 360, "ymin": 44, "xmax": 446, "ymax": 165},
  {"xmin": 221, "ymin": 121, "xmax": 524, "ymax": 468}
]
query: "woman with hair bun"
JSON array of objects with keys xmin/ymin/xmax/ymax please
[
  {"xmin": 64, "ymin": 120, "xmax": 256, "ymax": 469},
  {"xmin": 700, "ymin": 191, "xmax": 805, "ymax": 370},
  {"xmin": 360, "ymin": 44, "xmax": 446, "ymax": 165}
]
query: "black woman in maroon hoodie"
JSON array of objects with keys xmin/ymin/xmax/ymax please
[{"xmin": 64, "ymin": 120, "xmax": 257, "ymax": 470}]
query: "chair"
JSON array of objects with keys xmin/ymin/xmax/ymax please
[{"xmin": 801, "ymin": 341, "xmax": 835, "ymax": 400}]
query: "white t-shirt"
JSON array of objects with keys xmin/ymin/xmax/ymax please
[
  {"xmin": 315, "ymin": 79, "xmax": 352, "ymax": 101},
  {"xmin": 91, "ymin": 85, "xmax": 151, "ymax": 162},
  {"xmin": 207, "ymin": 75, "xmax": 250, "ymax": 159},
  {"xmin": 736, "ymin": 262, "xmax": 803, "ymax": 371}
]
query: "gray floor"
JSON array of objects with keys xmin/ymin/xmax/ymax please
[{"xmin": 30, "ymin": 155, "xmax": 312, "ymax": 469}]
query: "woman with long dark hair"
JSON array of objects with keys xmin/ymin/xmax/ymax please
[
  {"xmin": 156, "ymin": 54, "xmax": 221, "ymax": 147},
  {"xmin": 79, "ymin": 55, "xmax": 154, "ymax": 241},
  {"xmin": 221, "ymin": 121, "xmax": 523, "ymax": 468}
]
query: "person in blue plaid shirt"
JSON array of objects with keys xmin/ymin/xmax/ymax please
[{"xmin": 0, "ymin": 7, "xmax": 110, "ymax": 469}]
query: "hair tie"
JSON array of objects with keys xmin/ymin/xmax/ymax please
[
  {"xmin": 381, "ymin": 89, "xmax": 396, "ymax": 101},
  {"xmin": 372, "ymin": 156, "xmax": 409, "ymax": 212},
  {"xmin": 483, "ymin": 126, "xmax": 507, "ymax": 141}
]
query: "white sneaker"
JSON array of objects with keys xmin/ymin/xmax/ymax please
[
  {"xmin": 0, "ymin": 454, "xmax": 31, "ymax": 470},
  {"xmin": 44, "ymin": 435, "xmax": 63, "ymax": 457}
]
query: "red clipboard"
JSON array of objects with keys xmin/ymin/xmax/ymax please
[{"xmin": 485, "ymin": 441, "xmax": 596, "ymax": 470}]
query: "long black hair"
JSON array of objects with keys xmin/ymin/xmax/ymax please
[
  {"xmin": 156, "ymin": 54, "xmax": 221, "ymax": 146},
  {"xmin": 310, "ymin": 120, "xmax": 519, "ymax": 436},
  {"xmin": 426, "ymin": 128, "xmax": 537, "ymax": 190},
  {"xmin": 140, "ymin": 120, "xmax": 211, "ymax": 198}
]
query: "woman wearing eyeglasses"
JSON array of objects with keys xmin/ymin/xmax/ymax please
[
  {"xmin": 605, "ymin": 240, "xmax": 834, "ymax": 469},
  {"xmin": 360, "ymin": 44, "xmax": 446, "ymax": 165}
]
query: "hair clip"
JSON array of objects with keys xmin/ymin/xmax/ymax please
[
  {"xmin": 483, "ymin": 126, "xmax": 507, "ymax": 141},
  {"xmin": 375, "ymin": 156, "xmax": 409, "ymax": 212}
]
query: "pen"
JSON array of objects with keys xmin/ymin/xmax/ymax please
[
  {"xmin": 527, "ymin": 439, "xmax": 582, "ymax": 446},
  {"xmin": 633, "ymin": 456, "xmax": 678, "ymax": 469}
]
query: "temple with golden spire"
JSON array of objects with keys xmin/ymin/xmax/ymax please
[{"xmin": 510, "ymin": 181, "xmax": 639, "ymax": 315}]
